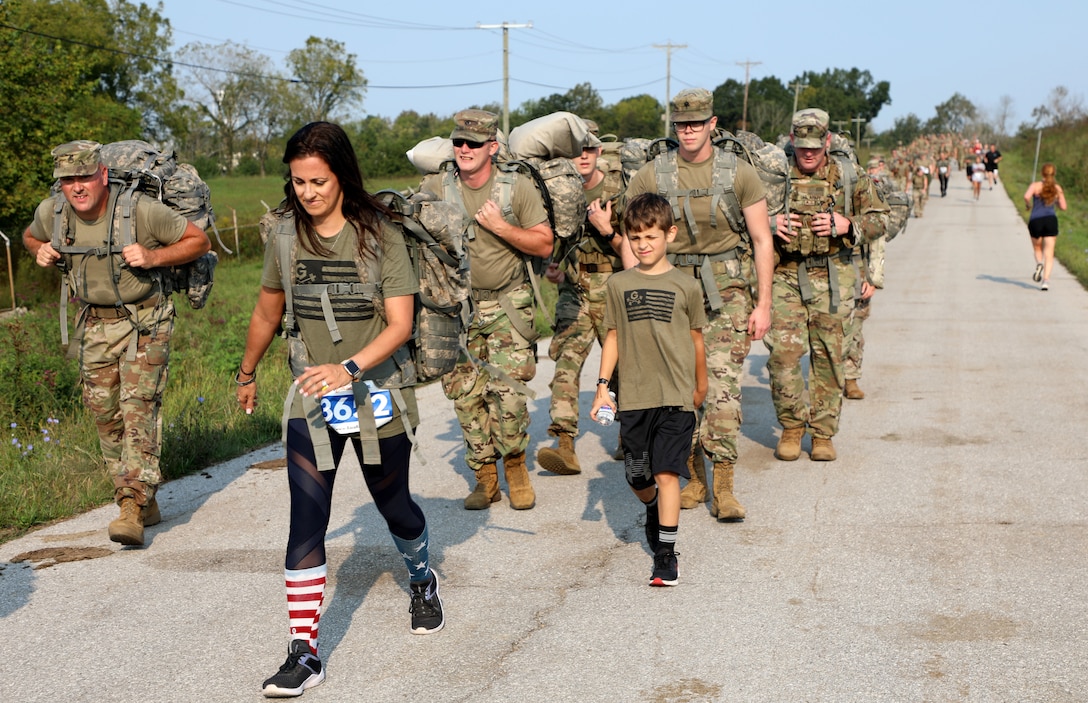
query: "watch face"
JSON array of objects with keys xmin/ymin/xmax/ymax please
[{"xmin": 343, "ymin": 360, "xmax": 362, "ymax": 379}]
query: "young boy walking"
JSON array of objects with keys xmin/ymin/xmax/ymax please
[{"xmin": 591, "ymin": 193, "xmax": 708, "ymax": 586}]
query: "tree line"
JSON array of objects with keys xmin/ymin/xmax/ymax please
[{"xmin": 1, "ymin": 0, "xmax": 1083, "ymax": 237}]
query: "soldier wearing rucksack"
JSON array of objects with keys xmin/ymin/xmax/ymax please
[
  {"xmin": 419, "ymin": 109, "xmax": 554, "ymax": 511},
  {"xmin": 623, "ymin": 88, "xmax": 776, "ymax": 523},
  {"xmin": 22, "ymin": 140, "xmax": 211, "ymax": 546},
  {"xmin": 842, "ymin": 158, "xmax": 894, "ymax": 402},
  {"xmin": 536, "ymin": 122, "xmax": 631, "ymax": 476},
  {"xmin": 765, "ymin": 109, "xmax": 889, "ymax": 463}
]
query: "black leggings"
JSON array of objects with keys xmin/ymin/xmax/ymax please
[{"xmin": 284, "ymin": 418, "xmax": 425, "ymax": 570}]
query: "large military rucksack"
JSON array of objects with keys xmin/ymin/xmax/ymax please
[{"xmin": 50, "ymin": 140, "xmax": 219, "ymax": 356}]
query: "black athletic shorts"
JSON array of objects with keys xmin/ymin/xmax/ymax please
[
  {"xmin": 618, "ymin": 406, "xmax": 694, "ymax": 490},
  {"xmin": 1028, "ymin": 215, "xmax": 1059, "ymax": 238}
]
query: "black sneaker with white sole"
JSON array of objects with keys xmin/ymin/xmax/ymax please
[
  {"xmin": 262, "ymin": 639, "xmax": 325, "ymax": 698},
  {"xmin": 649, "ymin": 548, "xmax": 678, "ymax": 587},
  {"xmin": 409, "ymin": 570, "xmax": 445, "ymax": 634},
  {"xmin": 1033, "ymin": 263, "xmax": 1043, "ymax": 282}
]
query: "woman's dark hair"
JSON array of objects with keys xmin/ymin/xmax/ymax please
[{"xmin": 282, "ymin": 121, "xmax": 393, "ymax": 259}]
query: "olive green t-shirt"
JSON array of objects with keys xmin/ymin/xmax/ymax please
[
  {"xmin": 625, "ymin": 153, "xmax": 765, "ymax": 256},
  {"xmin": 30, "ymin": 193, "xmax": 188, "ymax": 305},
  {"xmin": 262, "ymin": 219, "xmax": 420, "ymax": 436},
  {"xmin": 604, "ymin": 266, "xmax": 707, "ymax": 412}
]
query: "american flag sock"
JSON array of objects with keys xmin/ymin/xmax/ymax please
[
  {"xmin": 285, "ymin": 564, "xmax": 327, "ymax": 655},
  {"xmin": 392, "ymin": 524, "xmax": 431, "ymax": 584}
]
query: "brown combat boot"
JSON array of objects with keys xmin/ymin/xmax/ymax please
[
  {"xmin": 844, "ymin": 379, "xmax": 865, "ymax": 400},
  {"xmin": 503, "ymin": 452, "xmax": 536, "ymax": 510},
  {"xmin": 679, "ymin": 446, "xmax": 708, "ymax": 508},
  {"xmin": 810, "ymin": 437, "xmax": 837, "ymax": 461},
  {"xmin": 464, "ymin": 463, "xmax": 500, "ymax": 510},
  {"xmin": 711, "ymin": 462, "xmax": 746, "ymax": 521},
  {"xmin": 108, "ymin": 497, "xmax": 145, "ymax": 546},
  {"xmin": 775, "ymin": 427, "xmax": 805, "ymax": 461},
  {"xmin": 141, "ymin": 496, "xmax": 162, "ymax": 527},
  {"xmin": 536, "ymin": 433, "xmax": 581, "ymax": 475}
]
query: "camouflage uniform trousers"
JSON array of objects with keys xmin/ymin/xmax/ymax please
[
  {"xmin": 843, "ymin": 295, "xmax": 872, "ymax": 381},
  {"xmin": 763, "ymin": 260, "xmax": 857, "ymax": 439},
  {"xmin": 913, "ymin": 191, "xmax": 926, "ymax": 216},
  {"xmin": 79, "ymin": 306, "xmax": 174, "ymax": 506},
  {"xmin": 688, "ymin": 257, "xmax": 753, "ymax": 465},
  {"xmin": 546, "ymin": 269, "xmax": 612, "ymax": 438},
  {"xmin": 441, "ymin": 284, "xmax": 537, "ymax": 471}
]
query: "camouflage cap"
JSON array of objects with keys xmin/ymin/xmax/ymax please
[
  {"xmin": 51, "ymin": 140, "xmax": 103, "ymax": 178},
  {"xmin": 866, "ymin": 158, "xmax": 881, "ymax": 169},
  {"xmin": 583, "ymin": 118, "xmax": 600, "ymax": 136},
  {"xmin": 791, "ymin": 109, "xmax": 830, "ymax": 148},
  {"xmin": 450, "ymin": 109, "xmax": 498, "ymax": 142},
  {"xmin": 670, "ymin": 88, "xmax": 713, "ymax": 122}
]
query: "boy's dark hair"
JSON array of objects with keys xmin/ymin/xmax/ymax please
[{"xmin": 623, "ymin": 192, "xmax": 674, "ymax": 234}]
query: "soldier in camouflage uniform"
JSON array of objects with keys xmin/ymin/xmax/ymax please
[
  {"xmin": 842, "ymin": 158, "xmax": 891, "ymax": 401},
  {"xmin": 23, "ymin": 141, "xmax": 211, "ymax": 545},
  {"xmin": 420, "ymin": 110, "xmax": 554, "ymax": 510},
  {"xmin": 536, "ymin": 122, "xmax": 631, "ymax": 476},
  {"xmin": 765, "ymin": 110, "xmax": 889, "ymax": 462},
  {"xmin": 624, "ymin": 88, "xmax": 775, "ymax": 521}
]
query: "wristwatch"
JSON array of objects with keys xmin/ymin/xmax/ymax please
[{"xmin": 341, "ymin": 359, "xmax": 364, "ymax": 382}]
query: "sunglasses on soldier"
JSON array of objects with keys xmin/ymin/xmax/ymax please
[{"xmin": 452, "ymin": 138, "xmax": 491, "ymax": 149}]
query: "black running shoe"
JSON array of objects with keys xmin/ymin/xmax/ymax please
[
  {"xmin": 262, "ymin": 639, "xmax": 324, "ymax": 698},
  {"xmin": 649, "ymin": 548, "xmax": 678, "ymax": 587},
  {"xmin": 409, "ymin": 570, "xmax": 445, "ymax": 634},
  {"xmin": 1033, "ymin": 263, "xmax": 1044, "ymax": 282}
]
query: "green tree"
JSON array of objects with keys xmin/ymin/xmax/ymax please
[
  {"xmin": 602, "ymin": 94, "xmax": 664, "ymax": 139},
  {"xmin": 175, "ymin": 42, "xmax": 279, "ymax": 175},
  {"xmin": 882, "ymin": 113, "xmax": 923, "ymax": 147},
  {"xmin": 0, "ymin": 0, "xmax": 168, "ymax": 233},
  {"xmin": 713, "ymin": 76, "xmax": 791, "ymax": 139},
  {"xmin": 285, "ymin": 36, "xmax": 366, "ymax": 126},
  {"xmin": 511, "ymin": 82, "xmax": 604, "ymax": 126},
  {"xmin": 794, "ymin": 67, "xmax": 891, "ymax": 127},
  {"xmin": 929, "ymin": 92, "xmax": 977, "ymax": 134}
]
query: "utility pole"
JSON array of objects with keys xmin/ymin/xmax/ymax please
[
  {"xmin": 654, "ymin": 41, "xmax": 686, "ymax": 137},
  {"xmin": 851, "ymin": 115, "xmax": 865, "ymax": 147},
  {"xmin": 477, "ymin": 21, "xmax": 533, "ymax": 136},
  {"xmin": 833, "ymin": 119, "xmax": 849, "ymax": 133},
  {"xmin": 789, "ymin": 81, "xmax": 808, "ymax": 115},
  {"xmin": 735, "ymin": 59, "xmax": 762, "ymax": 131}
]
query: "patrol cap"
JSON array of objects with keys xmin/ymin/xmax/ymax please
[
  {"xmin": 450, "ymin": 109, "xmax": 498, "ymax": 142},
  {"xmin": 866, "ymin": 158, "xmax": 881, "ymax": 169},
  {"xmin": 51, "ymin": 140, "xmax": 103, "ymax": 178},
  {"xmin": 583, "ymin": 118, "xmax": 600, "ymax": 136},
  {"xmin": 670, "ymin": 88, "xmax": 713, "ymax": 122},
  {"xmin": 791, "ymin": 109, "xmax": 830, "ymax": 148}
]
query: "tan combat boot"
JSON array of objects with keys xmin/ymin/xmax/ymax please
[
  {"xmin": 775, "ymin": 427, "xmax": 805, "ymax": 461},
  {"xmin": 680, "ymin": 446, "xmax": 708, "ymax": 508},
  {"xmin": 503, "ymin": 452, "xmax": 536, "ymax": 510},
  {"xmin": 810, "ymin": 437, "xmax": 837, "ymax": 461},
  {"xmin": 464, "ymin": 463, "xmax": 500, "ymax": 510},
  {"xmin": 536, "ymin": 433, "xmax": 581, "ymax": 475},
  {"xmin": 141, "ymin": 496, "xmax": 162, "ymax": 527},
  {"xmin": 844, "ymin": 379, "xmax": 865, "ymax": 400},
  {"xmin": 711, "ymin": 461, "xmax": 746, "ymax": 521},
  {"xmin": 108, "ymin": 497, "xmax": 145, "ymax": 546}
]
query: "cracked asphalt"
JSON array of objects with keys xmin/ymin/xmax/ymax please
[{"xmin": 3, "ymin": 175, "xmax": 1087, "ymax": 702}]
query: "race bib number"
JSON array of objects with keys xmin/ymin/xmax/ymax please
[
  {"xmin": 939, "ymin": 166, "xmax": 948, "ymax": 174},
  {"xmin": 320, "ymin": 381, "xmax": 393, "ymax": 435}
]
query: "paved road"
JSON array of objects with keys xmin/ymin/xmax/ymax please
[{"xmin": 3, "ymin": 175, "xmax": 1086, "ymax": 703}]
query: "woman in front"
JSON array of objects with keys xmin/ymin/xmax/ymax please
[
  {"xmin": 1024, "ymin": 163, "xmax": 1068, "ymax": 291},
  {"xmin": 236, "ymin": 122, "xmax": 443, "ymax": 699}
]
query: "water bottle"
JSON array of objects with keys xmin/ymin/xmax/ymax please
[{"xmin": 596, "ymin": 391, "xmax": 617, "ymax": 426}]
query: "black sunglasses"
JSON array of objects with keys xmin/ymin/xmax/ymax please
[{"xmin": 452, "ymin": 138, "xmax": 490, "ymax": 149}]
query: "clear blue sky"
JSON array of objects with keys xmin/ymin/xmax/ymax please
[{"xmin": 165, "ymin": 0, "xmax": 1083, "ymax": 135}]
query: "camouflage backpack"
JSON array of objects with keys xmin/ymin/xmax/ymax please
[
  {"xmin": 51, "ymin": 140, "xmax": 220, "ymax": 311},
  {"xmin": 261, "ymin": 194, "xmax": 472, "ymax": 387},
  {"xmin": 49, "ymin": 140, "xmax": 219, "ymax": 357}
]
